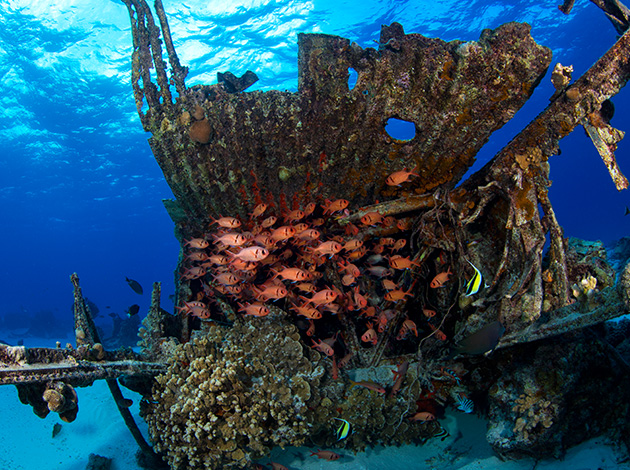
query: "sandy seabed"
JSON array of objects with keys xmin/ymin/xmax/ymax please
[{"xmin": 0, "ymin": 335, "xmax": 628, "ymax": 470}]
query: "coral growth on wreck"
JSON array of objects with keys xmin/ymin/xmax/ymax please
[{"xmin": 143, "ymin": 318, "xmax": 323, "ymax": 469}]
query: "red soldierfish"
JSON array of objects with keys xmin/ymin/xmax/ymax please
[
  {"xmin": 213, "ymin": 232, "xmax": 247, "ymax": 247},
  {"xmin": 360, "ymin": 211, "xmax": 383, "ymax": 226},
  {"xmin": 253, "ymin": 285, "xmax": 288, "ymax": 301},
  {"xmin": 238, "ymin": 302, "xmax": 270, "ymax": 317},
  {"xmin": 261, "ymin": 215, "xmax": 277, "ymax": 228},
  {"xmin": 409, "ymin": 411, "xmax": 436, "ymax": 422},
  {"xmin": 270, "ymin": 225, "xmax": 296, "ymax": 242},
  {"xmin": 250, "ymin": 203, "xmax": 267, "ymax": 218},
  {"xmin": 301, "ymin": 289, "xmax": 338, "ymax": 307},
  {"xmin": 290, "ymin": 302, "xmax": 322, "ymax": 320},
  {"xmin": 271, "ymin": 266, "xmax": 311, "ymax": 282},
  {"xmin": 310, "ymin": 449, "xmax": 341, "ymax": 461},
  {"xmin": 385, "ymin": 167, "xmax": 418, "ymax": 186},
  {"xmin": 384, "ymin": 288, "xmax": 413, "ymax": 302},
  {"xmin": 311, "ymin": 338, "xmax": 334, "ymax": 356},
  {"xmin": 310, "ymin": 240, "xmax": 343, "ymax": 257},
  {"xmin": 322, "ymin": 199, "xmax": 349, "ymax": 215},
  {"xmin": 390, "ymin": 360, "xmax": 409, "ymax": 397},
  {"xmin": 230, "ymin": 246, "xmax": 269, "ymax": 262},
  {"xmin": 361, "ymin": 325, "xmax": 378, "ymax": 345},
  {"xmin": 209, "ymin": 216, "xmax": 241, "ymax": 229},
  {"xmin": 430, "ymin": 267, "xmax": 452, "ymax": 288},
  {"xmin": 388, "ymin": 255, "xmax": 422, "ymax": 270},
  {"xmin": 184, "ymin": 238, "xmax": 209, "ymax": 249}
]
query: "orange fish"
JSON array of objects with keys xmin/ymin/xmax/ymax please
[
  {"xmin": 213, "ymin": 232, "xmax": 247, "ymax": 247},
  {"xmin": 271, "ymin": 266, "xmax": 311, "ymax": 282},
  {"xmin": 238, "ymin": 302, "xmax": 269, "ymax": 317},
  {"xmin": 295, "ymin": 282, "xmax": 317, "ymax": 293},
  {"xmin": 409, "ymin": 411, "xmax": 435, "ymax": 422},
  {"xmin": 360, "ymin": 211, "xmax": 383, "ymax": 226},
  {"xmin": 388, "ymin": 255, "xmax": 422, "ymax": 270},
  {"xmin": 422, "ymin": 308, "xmax": 436, "ymax": 318},
  {"xmin": 261, "ymin": 215, "xmax": 277, "ymax": 228},
  {"xmin": 189, "ymin": 305, "xmax": 211, "ymax": 319},
  {"xmin": 361, "ymin": 325, "xmax": 378, "ymax": 345},
  {"xmin": 301, "ymin": 288, "xmax": 338, "ymax": 307},
  {"xmin": 390, "ymin": 360, "xmax": 409, "ymax": 397},
  {"xmin": 344, "ymin": 223, "xmax": 360, "ymax": 237},
  {"xmin": 306, "ymin": 319, "xmax": 316, "ymax": 336},
  {"xmin": 291, "ymin": 302, "xmax": 322, "ymax": 320},
  {"xmin": 382, "ymin": 279, "xmax": 397, "ymax": 290},
  {"xmin": 428, "ymin": 323, "xmax": 447, "ymax": 341},
  {"xmin": 270, "ymin": 225, "xmax": 296, "ymax": 242},
  {"xmin": 250, "ymin": 203, "xmax": 268, "ymax": 218},
  {"xmin": 341, "ymin": 274, "xmax": 356, "ymax": 286},
  {"xmin": 180, "ymin": 266, "xmax": 206, "ymax": 280},
  {"xmin": 310, "ymin": 449, "xmax": 341, "ymax": 461},
  {"xmin": 175, "ymin": 301, "xmax": 207, "ymax": 315},
  {"xmin": 293, "ymin": 222, "xmax": 309, "ymax": 233},
  {"xmin": 253, "ymin": 285, "xmax": 288, "ymax": 301},
  {"xmin": 184, "ymin": 252, "xmax": 209, "ymax": 262},
  {"xmin": 322, "ymin": 199, "xmax": 349, "ymax": 215},
  {"xmin": 209, "ymin": 216, "xmax": 241, "ymax": 229},
  {"xmin": 385, "ymin": 167, "xmax": 418, "ymax": 186},
  {"xmin": 338, "ymin": 261, "xmax": 360, "ymax": 277},
  {"xmin": 213, "ymin": 272, "xmax": 240, "ymax": 285},
  {"xmin": 346, "ymin": 245, "xmax": 367, "ymax": 260},
  {"xmin": 430, "ymin": 267, "xmax": 452, "ymax": 288},
  {"xmin": 296, "ymin": 228, "xmax": 321, "ymax": 242},
  {"xmin": 310, "ymin": 240, "xmax": 343, "ymax": 257},
  {"xmin": 207, "ymin": 254, "xmax": 230, "ymax": 266},
  {"xmin": 284, "ymin": 209, "xmax": 305, "ymax": 222},
  {"xmin": 184, "ymin": 238, "xmax": 209, "ymax": 249},
  {"xmin": 384, "ymin": 287, "xmax": 413, "ymax": 302},
  {"xmin": 230, "ymin": 246, "xmax": 269, "ymax": 262},
  {"xmin": 392, "ymin": 239, "xmax": 407, "ymax": 252},
  {"xmin": 311, "ymin": 338, "xmax": 334, "ymax": 356},
  {"xmin": 342, "ymin": 239, "xmax": 363, "ymax": 251},
  {"xmin": 304, "ymin": 202, "xmax": 316, "ymax": 216},
  {"xmin": 353, "ymin": 287, "xmax": 368, "ymax": 309},
  {"xmin": 401, "ymin": 319, "xmax": 418, "ymax": 337}
]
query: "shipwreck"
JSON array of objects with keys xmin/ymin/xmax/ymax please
[{"xmin": 2, "ymin": 0, "xmax": 630, "ymax": 468}]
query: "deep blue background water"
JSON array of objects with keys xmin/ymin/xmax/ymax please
[{"xmin": 0, "ymin": 0, "xmax": 627, "ymax": 339}]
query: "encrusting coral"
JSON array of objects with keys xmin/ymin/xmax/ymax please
[{"xmin": 142, "ymin": 316, "xmax": 324, "ymax": 469}]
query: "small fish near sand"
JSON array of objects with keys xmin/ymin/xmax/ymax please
[
  {"xmin": 52, "ymin": 422, "xmax": 62, "ymax": 438},
  {"xmin": 448, "ymin": 320, "xmax": 505, "ymax": 359},
  {"xmin": 310, "ymin": 449, "xmax": 341, "ymax": 461},
  {"xmin": 125, "ymin": 277, "xmax": 143, "ymax": 295},
  {"xmin": 126, "ymin": 304, "xmax": 140, "ymax": 318}
]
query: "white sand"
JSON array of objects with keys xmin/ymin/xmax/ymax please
[{"xmin": 0, "ymin": 334, "xmax": 628, "ymax": 469}]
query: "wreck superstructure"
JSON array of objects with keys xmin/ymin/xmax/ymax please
[{"xmin": 2, "ymin": 0, "xmax": 630, "ymax": 468}]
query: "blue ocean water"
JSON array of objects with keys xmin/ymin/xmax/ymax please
[
  {"xmin": 1, "ymin": 1, "xmax": 630, "ymax": 469},
  {"xmin": 0, "ymin": 0, "xmax": 626, "ymax": 336}
]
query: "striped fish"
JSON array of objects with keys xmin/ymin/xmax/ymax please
[
  {"xmin": 333, "ymin": 418, "xmax": 352, "ymax": 441},
  {"xmin": 464, "ymin": 259, "xmax": 483, "ymax": 296},
  {"xmin": 455, "ymin": 393, "xmax": 474, "ymax": 413}
]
